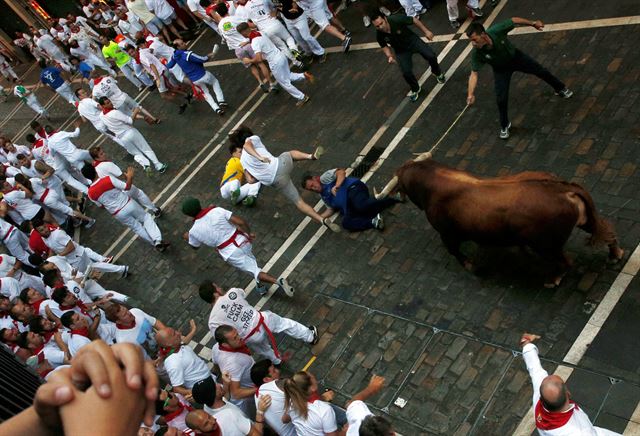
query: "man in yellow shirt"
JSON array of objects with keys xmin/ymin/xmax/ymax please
[{"xmin": 220, "ymin": 144, "xmax": 260, "ymax": 206}]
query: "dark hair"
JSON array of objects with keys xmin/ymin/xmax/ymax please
[
  {"xmin": 199, "ymin": 0, "xmax": 212, "ymax": 7},
  {"xmin": 16, "ymin": 331, "xmax": 31, "ymax": 349},
  {"xmin": 0, "ymin": 328, "xmax": 8, "ymax": 342},
  {"xmin": 216, "ymin": 2, "xmax": 228, "ymax": 16},
  {"xmin": 198, "ymin": 281, "xmax": 215, "ymax": 303},
  {"xmin": 214, "ymin": 325, "xmax": 234, "ymax": 345},
  {"xmin": 60, "ymin": 311, "xmax": 76, "ymax": 329},
  {"xmin": 235, "ymin": 22, "xmax": 250, "ymax": 35},
  {"xmin": 81, "ymin": 163, "xmax": 97, "ymax": 180},
  {"xmin": 300, "ymin": 173, "xmax": 313, "ymax": 189},
  {"xmin": 250, "ymin": 359, "xmax": 273, "ymax": 387},
  {"xmin": 41, "ymin": 269, "xmax": 60, "ymax": 287},
  {"xmin": 97, "ymin": 96, "xmax": 110, "ymax": 106},
  {"xmin": 14, "ymin": 173, "xmax": 32, "ymax": 191},
  {"xmin": 228, "ymin": 143, "xmax": 241, "ymax": 155},
  {"xmin": 368, "ymin": 9, "xmax": 386, "ymax": 22},
  {"xmin": 38, "ymin": 59, "xmax": 47, "ymax": 69},
  {"xmin": 16, "ymin": 153, "xmax": 27, "ymax": 161},
  {"xmin": 466, "ymin": 22, "xmax": 486, "ymax": 37},
  {"xmin": 155, "ymin": 399, "xmax": 166, "ymax": 415},
  {"xmin": 18, "ymin": 288, "xmax": 32, "ymax": 304},
  {"xmin": 541, "ymin": 384, "xmax": 568, "ymax": 412},
  {"xmin": 28, "ymin": 316, "xmax": 46, "ymax": 333},
  {"xmin": 102, "ymin": 301, "xmax": 123, "ymax": 322},
  {"xmin": 124, "ymin": 44, "xmax": 135, "ymax": 51},
  {"xmin": 74, "ymin": 88, "xmax": 84, "ymax": 98},
  {"xmin": 29, "ymin": 121, "xmax": 41, "ymax": 130},
  {"xmin": 191, "ymin": 375, "xmax": 216, "ymax": 406},
  {"xmin": 51, "ymin": 287, "xmax": 69, "ymax": 305},
  {"xmin": 360, "ymin": 415, "xmax": 393, "ymax": 436},
  {"xmin": 69, "ymin": 55, "xmax": 80, "ymax": 62},
  {"xmin": 228, "ymin": 125, "xmax": 253, "ymax": 148},
  {"xmin": 44, "ymin": 125, "xmax": 54, "ymax": 134},
  {"xmin": 25, "ymin": 133, "xmax": 36, "ymax": 144},
  {"xmin": 89, "ymin": 145, "xmax": 102, "ymax": 159},
  {"xmin": 28, "ymin": 254, "xmax": 45, "ymax": 267}
]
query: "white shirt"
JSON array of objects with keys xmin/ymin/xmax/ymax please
[
  {"xmin": 239, "ymin": 135, "xmax": 279, "ymax": 185},
  {"xmin": 100, "ymin": 109, "xmax": 134, "ymax": 137},
  {"xmin": 211, "ymin": 405, "xmax": 252, "ymax": 436},
  {"xmin": 87, "ymin": 175, "xmax": 130, "ymax": 214},
  {"xmin": 218, "ymin": 16, "xmax": 249, "ymax": 50},
  {"xmin": 208, "ymin": 288, "xmax": 259, "ymax": 339},
  {"xmin": 188, "ymin": 207, "xmax": 235, "ymax": 249},
  {"xmin": 0, "ymin": 277, "xmax": 21, "ymax": 301},
  {"xmin": 3, "ymin": 145, "xmax": 31, "ymax": 166},
  {"xmin": 186, "ymin": 0, "xmax": 208, "ymax": 17},
  {"xmin": 145, "ymin": 0, "xmax": 175, "ymax": 20},
  {"xmin": 36, "ymin": 34, "xmax": 61, "ymax": 55},
  {"xmin": 246, "ymin": 0, "xmax": 277, "ymax": 28},
  {"xmin": 147, "ymin": 37, "xmax": 175, "ymax": 61},
  {"xmin": 67, "ymin": 331, "xmax": 92, "ymax": 357},
  {"xmin": 346, "ymin": 400, "xmax": 373, "ymax": 436},
  {"xmin": 114, "ymin": 308, "xmax": 157, "ymax": 358},
  {"xmin": 42, "ymin": 229, "xmax": 83, "ymax": 261},
  {"xmin": 126, "ymin": 0, "xmax": 156, "ymax": 24},
  {"xmin": 211, "ymin": 342, "xmax": 255, "ymax": 388},
  {"xmin": 77, "ymin": 98, "xmax": 105, "ymax": 128},
  {"xmin": 3, "ymin": 190, "xmax": 41, "ymax": 223},
  {"xmin": 250, "ymin": 35, "xmax": 284, "ymax": 72},
  {"xmin": 288, "ymin": 399, "xmax": 337, "ymax": 436},
  {"xmin": 93, "ymin": 160, "xmax": 123, "ymax": 178},
  {"xmin": 138, "ymin": 48, "xmax": 167, "ymax": 77},
  {"xmin": 163, "ymin": 345, "xmax": 211, "ymax": 389},
  {"xmin": 47, "ymin": 128, "xmax": 84, "ymax": 162},
  {"xmin": 118, "ymin": 14, "xmax": 144, "ymax": 36},
  {"xmin": 69, "ymin": 39, "xmax": 95, "ymax": 60},
  {"xmin": 92, "ymin": 76, "xmax": 127, "ymax": 107},
  {"xmin": 256, "ymin": 381, "xmax": 296, "ymax": 436}
]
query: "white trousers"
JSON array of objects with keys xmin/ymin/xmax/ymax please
[
  {"xmin": 245, "ymin": 311, "xmax": 313, "ymax": 364},
  {"xmin": 193, "ymin": 71, "xmax": 225, "ymax": 112},
  {"xmin": 83, "ymin": 279, "xmax": 129, "ymax": 303},
  {"xmin": 85, "ymin": 54, "xmax": 116, "ymax": 75},
  {"xmin": 119, "ymin": 61, "xmax": 144, "ymax": 89},
  {"xmin": 55, "ymin": 82, "xmax": 78, "ymax": 105},
  {"xmin": 129, "ymin": 185, "xmax": 157, "ymax": 212},
  {"xmin": 270, "ymin": 55, "xmax": 305, "ymax": 101},
  {"xmin": 71, "ymin": 247, "xmax": 126, "ymax": 276},
  {"xmin": 25, "ymin": 94, "xmax": 47, "ymax": 116},
  {"xmin": 114, "ymin": 199, "xmax": 162, "ymax": 245},
  {"xmin": 115, "ymin": 94, "xmax": 140, "ymax": 117},
  {"xmin": 118, "ymin": 128, "xmax": 163, "ymax": 170},
  {"xmin": 283, "ymin": 15, "xmax": 325, "ymax": 56},
  {"xmin": 3, "ymin": 229, "xmax": 33, "ymax": 266},
  {"xmin": 400, "ymin": 0, "xmax": 424, "ymax": 16},
  {"xmin": 47, "ymin": 49, "xmax": 73, "ymax": 71},
  {"xmin": 16, "ymin": 272, "xmax": 46, "ymax": 294},
  {"xmin": 56, "ymin": 167, "xmax": 90, "ymax": 194},
  {"xmin": 220, "ymin": 179, "xmax": 260, "ymax": 203},
  {"xmin": 260, "ymin": 21, "xmax": 298, "ymax": 61},
  {"xmin": 447, "ymin": 0, "xmax": 479, "ymax": 20},
  {"xmin": 0, "ymin": 64, "xmax": 18, "ymax": 80},
  {"xmin": 221, "ymin": 240, "xmax": 261, "ymax": 280}
]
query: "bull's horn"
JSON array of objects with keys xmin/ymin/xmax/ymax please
[
  {"xmin": 375, "ymin": 175, "xmax": 399, "ymax": 199},
  {"xmin": 413, "ymin": 151, "xmax": 433, "ymax": 162}
]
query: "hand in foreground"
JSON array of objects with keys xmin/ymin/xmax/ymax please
[{"xmin": 519, "ymin": 332, "xmax": 540, "ymax": 347}]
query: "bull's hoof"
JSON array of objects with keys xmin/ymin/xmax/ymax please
[
  {"xmin": 544, "ymin": 275, "xmax": 564, "ymax": 289},
  {"xmin": 607, "ymin": 247, "xmax": 625, "ymax": 264},
  {"xmin": 463, "ymin": 260, "xmax": 474, "ymax": 271}
]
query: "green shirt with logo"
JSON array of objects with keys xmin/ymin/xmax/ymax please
[
  {"xmin": 471, "ymin": 19, "xmax": 517, "ymax": 71},
  {"xmin": 102, "ymin": 41, "xmax": 130, "ymax": 68},
  {"xmin": 14, "ymin": 85, "xmax": 28, "ymax": 102}
]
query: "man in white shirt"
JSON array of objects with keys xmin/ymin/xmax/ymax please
[
  {"xmin": 250, "ymin": 360, "xmax": 296, "ymax": 436},
  {"xmin": 116, "ymin": 10, "xmax": 145, "ymax": 39},
  {"xmin": 97, "ymin": 97, "xmax": 167, "ymax": 174},
  {"xmin": 520, "ymin": 333, "xmax": 621, "ymax": 436},
  {"xmin": 237, "ymin": 22, "xmax": 312, "ymax": 105},
  {"xmin": 0, "ymin": 217, "xmax": 34, "ymax": 267},
  {"xmin": 126, "ymin": 0, "xmax": 163, "ymax": 35},
  {"xmin": 200, "ymin": 282, "xmax": 318, "ymax": 364},
  {"xmin": 91, "ymin": 73, "xmax": 157, "ymax": 120},
  {"xmin": 45, "ymin": 123, "xmax": 93, "ymax": 171},
  {"xmin": 230, "ymin": 127, "xmax": 341, "ymax": 232},
  {"xmin": 211, "ymin": 325, "xmax": 257, "ymax": 415},
  {"xmin": 145, "ymin": 0, "xmax": 190, "ymax": 40},
  {"xmin": 69, "ymin": 38, "xmax": 116, "ymax": 75},
  {"xmin": 89, "ymin": 145, "xmax": 161, "ymax": 217},
  {"xmin": 75, "ymin": 88, "xmax": 127, "ymax": 151},
  {"xmin": 103, "ymin": 301, "xmax": 166, "ymax": 359},
  {"xmin": 13, "ymin": 85, "xmax": 49, "ymax": 119},
  {"xmin": 156, "ymin": 327, "xmax": 213, "ymax": 399},
  {"xmin": 215, "ymin": 3, "xmax": 271, "ymax": 91},
  {"xmin": 181, "ymin": 197, "xmax": 292, "ymax": 296},
  {"xmin": 0, "ymin": 253, "xmax": 45, "ymax": 294},
  {"xmin": 82, "ymin": 164, "xmax": 169, "ymax": 251},
  {"xmin": 59, "ymin": 311, "xmax": 92, "ymax": 356},
  {"xmin": 33, "ymin": 31, "xmax": 73, "ymax": 71},
  {"xmin": 186, "ymin": 0, "xmax": 221, "ymax": 33},
  {"xmin": 343, "ymin": 374, "xmax": 387, "ymax": 435},
  {"xmin": 33, "ymin": 222, "xmax": 128, "ymax": 278}
]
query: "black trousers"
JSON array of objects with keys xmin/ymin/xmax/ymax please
[
  {"xmin": 493, "ymin": 49, "xmax": 565, "ymax": 128},
  {"xmin": 342, "ymin": 183, "xmax": 399, "ymax": 231},
  {"xmin": 396, "ymin": 37, "xmax": 442, "ymax": 92}
]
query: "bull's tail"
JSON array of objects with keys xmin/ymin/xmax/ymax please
[{"xmin": 570, "ymin": 184, "xmax": 617, "ymax": 247}]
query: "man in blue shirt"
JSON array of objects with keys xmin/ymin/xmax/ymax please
[
  {"xmin": 39, "ymin": 59, "xmax": 78, "ymax": 105},
  {"xmin": 166, "ymin": 39, "xmax": 226, "ymax": 116},
  {"xmin": 302, "ymin": 168, "xmax": 401, "ymax": 231},
  {"xmin": 69, "ymin": 56, "xmax": 94, "ymax": 81}
]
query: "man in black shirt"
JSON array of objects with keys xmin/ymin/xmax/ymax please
[
  {"xmin": 373, "ymin": 10, "xmax": 445, "ymax": 101},
  {"xmin": 276, "ymin": 0, "xmax": 327, "ymax": 62}
]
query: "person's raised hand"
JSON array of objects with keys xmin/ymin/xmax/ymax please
[
  {"xmin": 367, "ymin": 374, "xmax": 385, "ymax": 393},
  {"xmin": 533, "ymin": 20, "xmax": 544, "ymax": 31},
  {"xmin": 519, "ymin": 332, "xmax": 540, "ymax": 347},
  {"xmin": 257, "ymin": 394, "xmax": 272, "ymax": 413}
]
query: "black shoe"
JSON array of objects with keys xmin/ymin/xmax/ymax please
[
  {"xmin": 215, "ymin": 108, "xmax": 225, "ymax": 116},
  {"xmin": 147, "ymin": 84, "xmax": 157, "ymax": 92},
  {"xmin": 153, "ymin": 207, "xmax": 162, "ymax": 218},
  {"xmin": 186, "ymin": 93, "xmax": 193, "ymax": 104},
  {"xmin": 178, "ymin": 103, "xmax": 187, "ymax": 114},
  {"xmin": 154, "ymin": 242, "xmax": 170, "ymax": 252},
  {"xmin": 219, "ymin": 101, "xmax": 229, "ymax": 108},
  {"xmin": 342, "ymin": 36, "xmax": 352, "ymax": 53},
  {"xmin": 309, "ymin": 325, "xmax": 319, "ymax": 345}
]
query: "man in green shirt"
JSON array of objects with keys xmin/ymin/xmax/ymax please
[
  {"xmin": 373, "ymin": 11, "xmax": 446, "ymax": 102},
  {"xmin": 100, "ymin": 37, "xmax": 152, "ymax": 91},
  {"xmin": 13, "ymin": 84, "xmax": 49, "ymax": 119},
  {"xmin": 466, "ymin": 18, "xmax": 573, "ymax": 139}
]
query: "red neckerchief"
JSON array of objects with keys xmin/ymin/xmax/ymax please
[
  {"xmin": 59, "ymin": 300, "xmax": 91, "ymax": 317},
  {"xmin": 248, "ymin": 30, "xmax": 261, "ymax": 41},
  {"xmin": 194, "ymin": 206, "xmax": 215, "ymax": 221},
  {"xmin": 102, "ymin": 107, "xmax": 114, "ymax": 114},
  {"xmin": 535, "ymin": 399, "xmax": 578, "ymax": 430},
  {"xmin": 32, "ymin": 138, "xmax": 45, "ymax": 149},
  {"xmin": 308, "ymin": 392, "xmax": 321, "ymax": 403},
  {"xmin": 71, "ymin": 327, "xmax": 89, "ymax": 337},
  {"xmin": 31, "ymin": 297, "xmax": 46, "ymax": 314},
  {"xmin": 93, "ymin": 76, "xmax": 105, "ymax": 86},
  {"xmin": 116, "ymin": 318, "xmax": 136, "ymax": 330},
  {"xmin": 196, "ymin": 431, "xmax": 221, "ymax": 436},
  {"xmin": 0, "ymin": 310, "xmax": 9, "ymax": 318},
  {"xmin": 43, "ymin": 328, "xmax": 58, "ymax": 343},
  {"xmin": 164, "ymin": 402, "xmax": 193, "ymax": 422},
  {"xmin": 159, "ymin": 345, "xmax": 178, "ymax": 357},
  {"xmin": 219, "ymin": 343, "xmax": 251, "ymax": 355},
  {"xmin": 32, "ymin": 342, "xmax": 45, "ymax": 356},
  {"xmin": 92, "ymin": 159, "xmax": 111, "ymax": 167}
]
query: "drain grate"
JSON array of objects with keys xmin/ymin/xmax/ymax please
[{"xmin": 351, "ymin": 146, "xmax": 385, "ymax": 179}]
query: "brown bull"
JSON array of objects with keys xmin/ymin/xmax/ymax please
[{"xmin": 388, "ymin": 159, "xmax": 624, "ymax": 287}]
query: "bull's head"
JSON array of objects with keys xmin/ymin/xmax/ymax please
[{"xmin": 374, "ymin": 151, "xmax": 433, "ymax": 199}]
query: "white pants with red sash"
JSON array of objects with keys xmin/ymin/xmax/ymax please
[
  {"xmin": 114, "ymin": 199, "xmax": 162, "ymax": 245},
  {"xmin": 218, "ymin": 231, "xmax": 262, "ymax": 279},
  {"xmin": 244, "ymin": 311, "xmax": 313, "ymax": 365}
]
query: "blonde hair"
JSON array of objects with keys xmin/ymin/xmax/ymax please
[{"xmin": 283, "ymin": 371, "xmax": 313, "ymax": 419}]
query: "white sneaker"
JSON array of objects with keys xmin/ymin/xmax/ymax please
[
  {"xmin": 277, "ymin": 278, "xmax": 294, "ymax": 297},
  {"xmin": 372, "ymin": 214, "xmax": 385, "ymax": 230},
  {"xmin": 363, "ymin": 16, "xmax": 371, "ymax": 27},
  {"xmin": 211, "ymin": 43, "xmax": 220, "ymax": 57},
  {"xmin": 322, "ymin": 218, "xmax": 341, "ymax": 232},
  {"xmin": 499, "ymin": 122, "xmax": 511, "ymax": 139},
  {"xmin": 380, "ymin": 6, "xmax": 391, "ymax": 15}
]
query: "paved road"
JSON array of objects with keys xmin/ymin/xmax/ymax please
[{"xmin": 1, "ymin": 0, "xmax": 639, "ymax": 433}]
